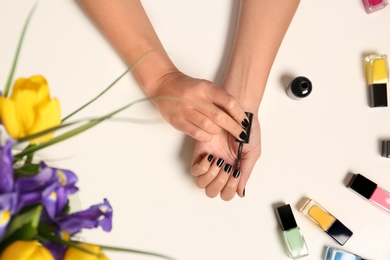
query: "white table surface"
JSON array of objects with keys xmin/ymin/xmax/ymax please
[{"xmin": 1, "ymin": 1, "xmax": 390, "ymax": 259}]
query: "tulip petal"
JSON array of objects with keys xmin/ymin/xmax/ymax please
[
  {"xmin": 0, "ymin": 240, "xmax": 54, "ymax": 260},
  {"xmin": 29, "ymin": 98, "xmax": 61, "ymax": 144},
  {"xmin": 30, "ymin": 75, "xmax": 50, "ymax": 103},
  {"xmin": 64, "ymin": 243, "xmax": 108, "ymax": 260},
  {"xmin": 12, "ymin": 88, "xmax": 36, "ymax": 134},
  {"xmin": 0, "ymin": 97, "xmax": 23, "ymax": 139}
]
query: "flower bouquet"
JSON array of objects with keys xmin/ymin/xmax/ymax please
[{"xmin": 0, "ymin": 5, "xmax": 173, "ymax": 260}]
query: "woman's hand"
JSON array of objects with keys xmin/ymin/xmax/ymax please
[
  {"xmin": 151, "ymin": 71, "xmax": 250, "ymax": 142},
  {"xmin": 191, "ymin": 116, "xmax": 261, "ymax": 200}
]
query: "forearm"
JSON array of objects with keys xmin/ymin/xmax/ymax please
[
  {"xmin": 77, "ymin": 0, "xmax": 178, "ymax": 96},
  {"xmin": 223, "ymin": 0, "xmax": 300, "ymax": 112}
]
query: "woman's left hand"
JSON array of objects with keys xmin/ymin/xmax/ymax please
[{"xmin": 191, "ymin": 116, "xmax": 261, "ymax": 201}]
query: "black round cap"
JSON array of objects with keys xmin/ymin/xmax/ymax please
[{"xmin": 289, "ymin": 76, "xmax": 312, "ymax": 98}]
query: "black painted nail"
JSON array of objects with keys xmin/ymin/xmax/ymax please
[
  {"xmin": 243, "ymin": 188, "xmax": 246, "ymax": 197},
  {"xmin": 241, "ymin": 118, "xmax": 249, "ymax": 128},
  {"xmin": 233, "ymin": 169, "xmax": 240, "ymax": 178},
  {"xmin": 207, "ymin": 154, "xmax": 214, "ymax": 162},
  {"xmin": 216, "ymin": 158, "xmax": 224, "ymax": 167},
  {"xmin": 239, "ymin": 131, "xmax": 247, "ymax": 140},
  {"xmin": 224, "ymin": 164, "xmax": 232, "ymax": 173}
]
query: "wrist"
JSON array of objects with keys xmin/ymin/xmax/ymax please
[
  {"xmin": 222, "ymin": 75, "xmax": 264, "ymax": 114},
  {"xmin": 128, "ymin": 50, "xmax": 179, "ymax": 97}
]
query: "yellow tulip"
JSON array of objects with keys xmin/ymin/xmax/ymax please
[
  {"xmin": 0, "ymin": 75, "xmax": 61, "ymax": 144},
  {"xmin": 63, "ymin": 243, "xmax": 109, "ymax": 260},
  {"xmin": 0, "ymin": 240, "xmax": 54, "ymax": 260}
]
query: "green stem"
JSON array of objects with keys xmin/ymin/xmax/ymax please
[
  {"xmin": 99, "ymin": 244, "xmax": 176, "ymax": 260},
  {"xmin": 14, "ymin": 96, "xmax": 152, "ymax": 158},
  {"xmin": 61, "ymin": 49, "xmax": 155, "ymax": 122},
  {"xmin": 36, "ymin": 233, "xmax": 100, "ymax": 256},
  {"xmin": 3, "ymin": 3, "xmax": 38, "ymax": 97},
  {"xmin": 13, "ymin": 95, "xmax": 219, "ymax": 159}
]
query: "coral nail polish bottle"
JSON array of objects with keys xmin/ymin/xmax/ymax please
[{"xmin": 362, "ymin": 0, "xmax": 388, "ymax": 13}]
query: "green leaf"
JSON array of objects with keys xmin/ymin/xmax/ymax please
[
  {"xmin": 37, "ymin": 233, "xmax": 176, "ymax": 260},
  {"xmin": 99, "ymin": 244, "xmax": 176, "ymax": 260},
  {"xmin": 13, "ymin": 162, "xmax": 40, "ymax": 178},
  {"xmin": 13, "ymin": 95, "xmax": 219, "ymax": 158},
  {"xmin": 61, "ymin": 49, "xmax": 156, "ymax": 122},
  {"xmin": 13, "ymin": 96, "xmax": 152, "ymax": 158},
  {"xmin": 36, "ymin": 233, "xmax": 100, "ymax": 257},
  {"xmin": 0, "ymin": 205, "xmax": 42, "ymax": 251},
  {"xmin": 3, "ymin": 3, "xmax": 38, "ymax": 97},
  {"xmin": 15, "ymin": 119, "xmax": 88, "ymax": 144}
]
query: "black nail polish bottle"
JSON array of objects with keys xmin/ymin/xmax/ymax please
[{"xmin": 286, "ymin": 76, "xmax": 312, "ymax": 100}]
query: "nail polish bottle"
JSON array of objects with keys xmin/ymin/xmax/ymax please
[
  {"xmin": 362, "ymin": 0, "xmax": 388, "ymax": 13},
  {"xmin": 365, "ymin": 54, "xmax": 389, "ymax": 107},
  {"xmin": 347, "ymin": 173, "xmax": 390, "ymax": 213},
  {"xmin": 324, "ymin": 246, "xmax": 365, "ymax": 260},
  {"xmin": 276, "ymin": 204, "xmax": 309, "ymax": 259},
  {"xmin": 299, "ymin": 199, "xmax": 353, "ymax": 246},
  {"xmin": 286, "ymin": 76, "xmax": 312, "ymax": 100}
]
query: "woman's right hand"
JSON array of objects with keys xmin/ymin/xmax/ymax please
[{"xmin": 151, "ymin": 71, "xmax": 249, "ymax": 142}]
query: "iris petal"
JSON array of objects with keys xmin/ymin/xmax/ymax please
[
  {"xmin": 56, "ymin": 199, "xmax": 112, "ymax": 235},
  {"xmin": 0, "ymin": 136, "xmax": 15, "ymax": 193}
]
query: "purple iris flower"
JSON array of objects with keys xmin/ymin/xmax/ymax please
[
  {"xmin": 0, "ymin": 136, "xmax": 15, "ymax": 194},
  {"xmin": 14, "ymin": 163, "xmax": 78, "ymax": 218},
  {"xmin": 0, "ymin": 192, "xmax": 18, "ymax": 240},
  {"xmin": 44, "ymin": 240, "xmax": 67, "ymax": 260},
  {"xmin": 56, "ymin": 199, "xmax": 113, "ymax": 235}
]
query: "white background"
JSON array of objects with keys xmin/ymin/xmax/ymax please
[{"xmin": 1, "ymin": 0, "xmax": 390, "ymax": 259}]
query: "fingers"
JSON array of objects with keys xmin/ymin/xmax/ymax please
[
  {"xmin": 193, "ymin": 154, "xmax": 242, "ymax": 201},
  {"xmin": 220, "ymin": 169, "xmax": 241, "ymax": 201},
  {"xmin": 191, "ymin": 154, "xmax": 214, "ymax": 177},
  {"xmin": 206, "ymin": 87, "xmax": 249, "ymax": 140},
  {"xmin": 171, "ymin": 116, "xmax": 214, "ymax": 142},
  {"xmin": 195, "ymin": 158, "xmax": 224, "ymax": 188}
]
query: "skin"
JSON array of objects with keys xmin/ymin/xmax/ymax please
[{"xmin": 78, "ymin": 0, "xmax": 300, "ymax": 200}]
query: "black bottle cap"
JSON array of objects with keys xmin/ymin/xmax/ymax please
[
  {"xmin": 382, "ymin": 141, "xmax": 390, "ymax": 158},
  {"xmin": 347, "ymin": 174, "xmax": 377, "ymax": 199},
  {"xmin": 325, "ymin": 219, "xmax": 353, "ymax": 245},
  {"xmin": 276, "ymin": 204, "xmax": 298, "ymax": 231},
  {"xmin": 369, "ymin": 84, "xmax": 388, "ymax": 107},
  {"xmin": 288, "ymin": 76, "xmax": 312, "ymax": 98}
]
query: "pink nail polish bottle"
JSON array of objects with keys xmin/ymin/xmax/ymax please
[
  {"xmin": 347, "ymin": 174, "xmax": 390, "ymax": 213},
  {"xmin": 362, "ymin": 0, "xmax": 388, "ymax": 14}
]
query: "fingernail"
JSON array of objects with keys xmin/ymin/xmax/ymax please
[
  {"xmin": 243, "ymin": 188, "xmax": 246, "ymax": 197},
  {"xmin": 239, "ymin": 131, "xmax": 247, "ymax": 141},
  {"xmin": 241, "ymin": 118, "xmax": 249, "ymax": 128},
  {"xmin": 233, "ymin": 169, "xmax": 240, "ymax": 178},
  {"xmin": 207, "ymin": 154, "xmax": 214, "ymax": 162},
  {"xmin": 224, "ymin": 164, "xmax": 232, "ymax": 173},
  {"xmin": 216, "ymin": 158, "xmax": 224, "ymax": 167}
]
